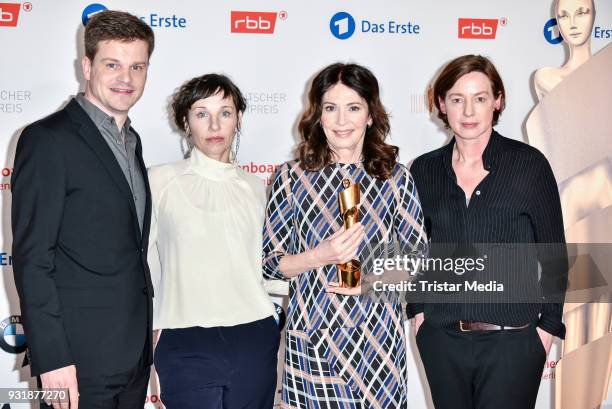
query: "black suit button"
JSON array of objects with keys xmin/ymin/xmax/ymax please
[{"xmin": 142, "ymin": 287, "xmax": 148, "ymax": 295}]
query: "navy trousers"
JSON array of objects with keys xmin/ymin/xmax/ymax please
[{"xmin": 154, "ymin": 316, "xmax": 280, "ymax": 409}]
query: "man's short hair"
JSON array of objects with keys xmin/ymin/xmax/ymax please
[{"xmin": 84, "ymin": 10, "xmax": 155, "ymax": 61}]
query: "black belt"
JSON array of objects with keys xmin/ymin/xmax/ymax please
[{"xmin": 456, "ymin": 320, "xmax": 530, "ymax": 332}]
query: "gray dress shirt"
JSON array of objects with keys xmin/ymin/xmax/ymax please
[{"xmin": 76, "ymin": 94, "xmax": 146, "ymax": 233}]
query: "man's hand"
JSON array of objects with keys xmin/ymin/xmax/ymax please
[
  {"xmin": 414, "ymin": 313, "xmax": 424, "ymax": 336},
  {"xmin": 40, "ymin": 365, "xmax": 78, "ymax": 409},
  {"xmin": 536, "ymin": 327, "xmax": 553, "ymax": 355}
]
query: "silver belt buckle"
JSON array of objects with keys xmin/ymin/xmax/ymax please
[{"xmin": 459, "ymin": 320, "xmax": 471, "ymax": 332}]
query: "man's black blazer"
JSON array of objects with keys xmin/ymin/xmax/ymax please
[{"xmin": 11, "ymin": 98, "xmax": 153, "ymax": 377}]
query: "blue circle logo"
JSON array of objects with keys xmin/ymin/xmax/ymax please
[
  {"xmin": 82, "ymin": 3, "xmax": 107, "ymax": 26},
  {"xmin": 544, "ymin": 18, "xmax": 563, "ymax": 45},
  {"xmin": 0, "ymin": 316, "xmax": 26, "ymax": 354},
  {"xmin": 330, "ymin": 11, "xmax": 356, "ymax": 40}
]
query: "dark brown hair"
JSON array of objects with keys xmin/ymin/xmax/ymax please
[
  {"xmin": 298, "ymin": 63, "xmax": 398, "ymax": 180},
  {"xmin": 171, "ymin": 73, "xmax": 246, "ymax": 133},
  {"xmin": 84, "ymin": 10, "xmax": 155, "ymax": 61},
  {"xmin": 432, "ymin": 55, "xmax": 506, "ymax": 127}
]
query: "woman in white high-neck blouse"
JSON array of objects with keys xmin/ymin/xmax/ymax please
[{"xmin": 147, "ymin": 74, "xmax": 279, "ymax": 409}]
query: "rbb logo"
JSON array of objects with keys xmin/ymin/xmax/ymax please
[
  {"xmin": 330, "ymin": 11, "xmax": 356, "ymax": 40},
  {"xmin": 0, "ymin": 3, "xmax": 20, "ymax": 27},
  {"xmin": 231, "ymin": 11, "xmax": 277, "ymax": 34},
  {"xmin": 544, "ymin": 18, "xmax": 563, "ymax": 45},
  {"xmin": 458, "ymin": 18, "xmax": 499, "ymax": 39}
]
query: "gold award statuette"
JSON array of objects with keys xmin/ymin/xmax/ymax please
[{"xmin": 337, "ymin": 179, "xmax": 361, "ymax": 288}]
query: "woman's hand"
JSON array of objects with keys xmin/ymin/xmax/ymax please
[
  {"xmin": 536, "ymin": 327, "xmax": 553, "ymax": 355},
  {"xmin": 309, "ymin": 223, "xmax": 365, "ymax": 267},
  {"xmin": 278, "ymin": 223, "xmax": 365, "ymax": 279},
  {"xmin": 414, "ymin": 313, "xmax": 424, "ymax": 335},
  {"xmin": 319, "ymin": 223, "xmax": 365, "ymax": 295}
]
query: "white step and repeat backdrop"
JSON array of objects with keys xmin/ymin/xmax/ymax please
[{"xmin": 1, "ymin": 1, "xmax": 611, "ymax": 408}]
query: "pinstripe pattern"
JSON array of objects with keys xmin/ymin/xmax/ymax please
[
  {"xmin": 263, "ymin": 160, "xmax": 427, "ymax": 408},
  {"xmin": 407, "ymin": 130, "xmax": 567, "ymax": 338}
]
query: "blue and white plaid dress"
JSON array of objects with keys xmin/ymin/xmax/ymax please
[{"xmin": 263, "ymin": 160, "xmax": 427, "ymax": 408}]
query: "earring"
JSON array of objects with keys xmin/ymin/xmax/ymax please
[
  {"xmin": 231, "ymin": 129, "xmax": 241, "ymax": 163},
  {"xmin": 182, "ymin": 132, "xmax": 194, "ymax": 159}
]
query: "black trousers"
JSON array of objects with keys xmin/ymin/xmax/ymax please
[
  {"xmin": 154, "ymin": 316, "xmax": 280, "ymax": 409},
  {"xmin": 416, "ymin": 320, "xmax": 546, "ymax": 409},
  {"xmin": 39, "ymin": 354, "xmax": 150, "ymax": 409}
]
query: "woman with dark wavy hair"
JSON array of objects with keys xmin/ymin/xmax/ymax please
[{"xmin": 263, "ymin": 63, "xmax": 427, "ymax": 408}]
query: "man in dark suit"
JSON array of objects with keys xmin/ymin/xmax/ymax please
[{"xmin": 11, "ymin": 10, "xmax": 155, "ymax": 409}]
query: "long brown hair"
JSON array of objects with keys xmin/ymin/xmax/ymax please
[{"xmin": 298, "ymin": 63, "xmax": 398, "ymax": 180}]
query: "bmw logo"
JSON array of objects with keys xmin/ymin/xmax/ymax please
[{"xmin": 0, "ymin": 316, "xmax": 26, "ymax": 354}]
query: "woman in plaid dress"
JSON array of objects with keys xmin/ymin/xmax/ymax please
[{"xmin": 263, "ymin": 63, "xmax": 427, "ymax": 408}]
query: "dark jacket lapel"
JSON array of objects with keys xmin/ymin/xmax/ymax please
[
  {"xmin": 64, "ymin": 98, "xmax": 140, "ymax": 238},
  {"xmin": 133, "ymin": 129, "xmax": 154, "ymax": 294},
  {"xmin": 133, "ymin": 128, "xmax": 152, "ymax": 244}
]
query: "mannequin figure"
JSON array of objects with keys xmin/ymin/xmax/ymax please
[
  {"xmin": 534, "ymin": 0, "xmax": 595, "ymax": 101},
  {"xmin": 528, "ymin": 1, "xmax": 612, "ymax": 408}
]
